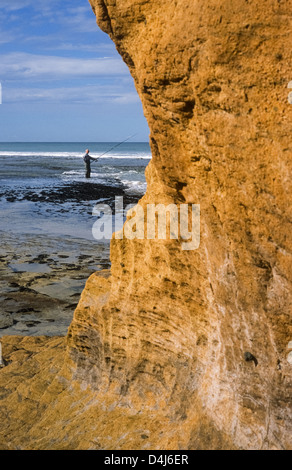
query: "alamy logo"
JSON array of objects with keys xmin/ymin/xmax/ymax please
[{"xmin": 92, "ymin": 197, "xmax": 200, "ymax": 251}]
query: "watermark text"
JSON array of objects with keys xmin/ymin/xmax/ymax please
[{"xmin": 92, "ymin": 197, "xmax": 200, "ymax": 251}]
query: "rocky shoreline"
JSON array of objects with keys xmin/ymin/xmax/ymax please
[
  {"xmin": 0, "ymin": 231, "xmax": 111, "ymax": 337},
  {"xmin": 0, "ymin": 181, "xmax": 140, "ymax": 207},
  {"xmin": 0, "ymin": 181, "xmax": 140, "ymax": 337}
]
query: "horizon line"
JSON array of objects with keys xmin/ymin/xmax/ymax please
[{"xmin": 0, "ymin": 140, "xmax": 150, "ymax": 144}]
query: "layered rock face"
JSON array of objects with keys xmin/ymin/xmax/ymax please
[{"xmin": 65, "ymin": 0, "xmax": 292, "ymax": 449}]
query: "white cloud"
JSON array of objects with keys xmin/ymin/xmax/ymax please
[
  {"xmin": 0, "ymin": 31, "xmax": 16, "ymax": 45},
  {"xmin": 0, "ymin": 52, "xmax": 128, "ymax": 81},
  {"xmin": 21, "ymin": 38, "xmax": 116, "ymax": 55},
  {"xmin": 0, "ymin": 0, "xmax": 35, "ymax": 12},
  {"xmin": 3, "ymin": 84, "xmax": 140, "ymax": 105},
  {"xmin": 0, "ymin": 1, "xmax": 98, "ymax": 36},
  {"xmin": 59, "ymin": 5, "xmax": 98, "ymax": 31},
  {"xmin": 0, "ymin": 0, "xmax": 62, "ymax": 11}
]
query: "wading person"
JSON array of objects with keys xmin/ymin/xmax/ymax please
[{"xmin": 83, "ymin": 149, "xmax": 97, "ymax": 178}]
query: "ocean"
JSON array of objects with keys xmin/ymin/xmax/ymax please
[
  {"xmin": 0, "ymin": 142, "xmax": 150, "ymax": 336},
  {"xmin": 0, "ymin": 142, "xmax": 150, "ymax": 240}
]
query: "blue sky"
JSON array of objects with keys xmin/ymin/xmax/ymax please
[{"xmin": 0, "ymin": 0, "xmax": 150, "ymax": 142}]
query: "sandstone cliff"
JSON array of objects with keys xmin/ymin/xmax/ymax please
[
  {"xmin": 68, "ymin": 0, "xmax": 292, "ymax": 449},
  {"xmin": 0, "ymin": 0, "xmax": 291, "ymax": 450}
]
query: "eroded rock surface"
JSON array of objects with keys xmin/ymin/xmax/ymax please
[
  {"xmin": 0, "ymin": 0, "xmax": 291, "ymax": 450},
  {"xmin": 68, "ymin": 0, "xmax": 292, "ymax": 449}
]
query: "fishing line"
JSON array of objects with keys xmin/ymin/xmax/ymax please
[{"xmin": 95, "ymin": 133, "xmax": 138, "ymax": 159}]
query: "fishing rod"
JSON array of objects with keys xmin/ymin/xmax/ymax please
[{"xmin": 95, "ymin": 133, "xmax": 138, "ymax": 159}]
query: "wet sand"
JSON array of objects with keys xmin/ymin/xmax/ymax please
[
  {"xmin": 0, "ymin": 181, "xmax": 140, "ymax": 337},
  {"xmin": 0, "ymin": 232, "xmax": 110, "ymax": 337}
]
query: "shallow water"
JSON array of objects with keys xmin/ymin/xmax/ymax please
[
  {"xmin": 9, "ymin": 262, "xmax": 52, "ymax": 274},
  {"xmin": 0, "ymin": 142, "xmax": 150, "ymax": 240},
  {"xmin": 0, "ymin": 141, "xmax": 150, "ymax": 193},
  {"xmin": 0, "ymin": 142, "xmax": 150, "ymax": 336}
]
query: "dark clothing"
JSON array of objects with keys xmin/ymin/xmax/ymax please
[
  {"xmin": 83, "ymin": 153, "xmax": 96, "ymax": 178},
  {"xmin": 85, "ymin": 161, "xmax": 91, "ymax": 178},
  {"xmin": 83, "ymin": 154, "xmax": 95, "ymax": 164}
]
